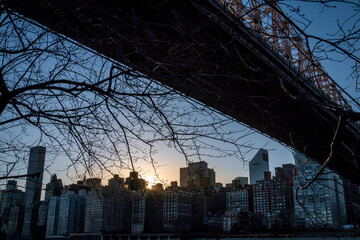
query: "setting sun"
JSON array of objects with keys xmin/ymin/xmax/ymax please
[{"xmin": 145, "ymin": 176, "xmax": 156, "ymax": 189}]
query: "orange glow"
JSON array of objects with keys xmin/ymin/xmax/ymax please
[{"xmin": 145, "ymin": 176, "xmax": 155, "ymax": 189}]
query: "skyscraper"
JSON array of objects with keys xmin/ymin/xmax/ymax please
[
  {"xmin": 45, "ymin": 174, "xmax": 63, "ymax": 201},
  {"xmin": 22, "ymin": 201, "xmax": 40, "ymax": 239},
  {"xmin": 46, "ymin": 196, "xmax": 61, "ymax": 236},
  {"xmin": 57, "ymin": 191, "xmax": 87, "ymax": 236},
  {"xmin": 25, "ymin": 146, "xmax": 46, "ymax": 205},
  {"xmin": 342, "ymin": 178, "xmax": 360, "ymax": 226},
  {"xmin": 84, "ymin": 187, "xmax": 131, "ymax": 233},
  {"xmin": 163, "ymin": 189, "xmax": 192, "ymax": 232},
  {"xmin": 293, "ymin": 151, "xmax": 347, "ymax": 229},
  {"xmin": 144, "ymin": 190, "xmax": 164, "ymax": 233},
  {"xmin": 36, "ymin": 201, "xmax": 49, "ymax": 239},
  {"xmin": 0, "ymin": 180, "xmax": 26, "ymax": 215},
  {"xmin": 180, "ymin": 161, "xmax": 215, "ymax": 188},
  {"xmin": 5, "ymin": 205, "xmax": 24, "ymax": 239},
  {"xmin": 126, "ymin": 171, "xmax": 146, "ymax": 191},
  {"xmin": 249, "ymin": 149, "xmax": 269, "ymax": 184},
  {"xmin": 108, "ymin": 174, "xmax": 125, "ymax": 191},
  {"xmin": 131, "ymin": 191, "xmax": 145, "ymax": 234}
]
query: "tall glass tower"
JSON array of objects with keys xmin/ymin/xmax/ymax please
[
  {"xmin": 25, "ymin": 146, "xmax": 46, "ymax": 205},
  {"xmin": 249, "ymin": 149, "xmax": 269, "ymax": 184}
]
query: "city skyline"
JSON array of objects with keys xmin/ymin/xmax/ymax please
[
  {"xmin": 1, "ymin": 146, "xmax": 360, "ymax": 240},
  {"xmin": 2, "ymin": 147, "xmax": 295, "ymax": 194},
  {"xmin": 1, "ymin": 0, "xmax": 360, "ymax": 238},
  {"xmin": 0, "ymin": 139, "xmax": 295, "ymax": 194}
]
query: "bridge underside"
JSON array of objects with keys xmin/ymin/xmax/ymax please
[{"xmin": 5, "ymin": 0, "xmax": 360, "ymax": 183}]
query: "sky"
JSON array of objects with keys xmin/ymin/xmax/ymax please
[{"xmin": 0, "ymin": 0, "xmax": 359, "ymax": 192}]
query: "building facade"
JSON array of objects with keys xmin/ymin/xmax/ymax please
[
  {"xmin": 84, "ymin": 187, "xmax": 131, "ymax": 234},
  {"xmin": 25, "ymin": 146, "xmax": 46, "ymax": 205},
  {"xmin": 226, "ymin": 189, "xmax": 249, "ymax": 212},
  {"xmin": 293, "ymin": 151, "xmax": 347, "ymax": 229},
  {"xmin": 249, "ymin": 149, "xmax": 269, "ymax": 184},
  {"xmin": 180, "ymin": 161, "xmax": 215, "ymax": 188},
  {"xmin": 342, "ymin": 178, "xmax": 360, "ymax": 226},
  {"xmin": 231, "ymin": 177, "xmax": 249, "ymax": 189},
  {"xmin": 131, "ymin": 191, "xmax": 145, "ymax": 234},
  {"xmin": 252, "ymin": 171, "xmax": 272, "ymax": 215},
  {"xmin": 0, "ymin": 181, "xmax": 26, "ymax": 216},
  {"xmin": 44, "ymin": 174, "xmax": 63, "ymax": 201},
  {"xmin": 5, "ymin": 205, "xmax": 24, "ymax": 239},
  {"xmin": 57, "ymin": 191, "xmax": 87, "ymax": 236},
  {"xmin": 144, "ymin": 190, "xmax": 163, "ymax": 233},
  {"xmin": 163, "ymin": 190, "xmax": 191, "ymax": 232},
  {"xmin": 22, "ymin": 201, "xmax": 40, "ymax": 239},
  {"xmin": 46, "ymin": 196, "xmax": 61, "ymax": 236}
]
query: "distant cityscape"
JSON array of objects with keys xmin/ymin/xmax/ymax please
[{"xmin": 1, "ymin": 146, "xmax": 360, "ymax": 240}]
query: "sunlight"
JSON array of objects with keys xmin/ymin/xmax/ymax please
[{"xmin": 145, "ymin": 176, "xmax": 155, "ymax": 189}]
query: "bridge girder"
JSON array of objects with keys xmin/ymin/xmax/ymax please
[{"xmin": 3, "ymin": 0, "xmax": 360, "ymax": 183}]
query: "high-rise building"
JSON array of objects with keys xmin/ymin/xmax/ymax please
[
  {"xmin": 25, "ymin": 146, "xmax": 46, "ymax": 205},
  {"xmin": 231, "ymin": 177, "xmax": 248, "ymax": 189},
  {"xmin": 126, "ymin": 171, "xmax": 146, "ymax": 191},
  {"xmin": 252, "ymin": 171, "xmax": 272, "ymax": 215},
  {"xmin": 342, "ymin": 178, "xmax": 360, "ymax": 226},
  {"xmin": 45, "ymin": 174, "xmax": 63, "ymax": 201},
  {"xmin": 131, "ymin": 191, "xmax": 145, "ymax": 234},
  {"xmin": 163, "ymin": 189, "xmax": 191, "ymax": 232},
  {"xmin": 144, "ymin": 190, "xmax": 163, "ymax": 233},
  {"xmin": 180, "ymin": 161, "xmax": 215, "ymax": 188},
  {"xmin": 249, "ymin": 149, "xmax": 269, "ymax": 184},
  {"xmin": 270, "ymin": 166, "xmax": 293, "ymax": 228},
  {"xmin": 191, "ymin": 190, "xmax": 223, "ymax": 231},
  {"xmin": 64, "ymin": 181, "xmax": 90, "ymax": 194},
  {"xmin": 57, "ymin": 191, "xmax": 87, "ymax": 236},
  {"xmin": 46, "ymin": 196, "xmax": 61, "ymax": 236},
  {"xmin": 84, "ymin": 187, "xmax": 131, "ymax": 233},
  {"xmin": 252, "ymin": 165, "xmax": 296, "ymax": 229},
  {"xmin": 84, "ymin": 178, "xmax": 101, "ymax": 189},
  {"xmin": 108, "ymin": 174, "xmax": 125, "ymax": 191},
  {"xmin": 293, "ymin": 151, "xmax": 347, "ymax": 229},
  {"xmin": 226, "ymin": 189, "xmax": 249, "ymax": 212},
  {"xmin": 0, "ymin": 180, "xmax": 26, "ymax": 215},
  {"xmin": 22, "ymin": 201, "xmax": 41, "ymax": 239},
  {"xmin": 36, "ymin": 200, "xmax": 48, "ymax": 239},
  {"xmin": 5, "ymin": 205, "xmax": 24, "ymax": 239}
]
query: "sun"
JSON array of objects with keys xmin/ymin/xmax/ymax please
[{"xmin": 145, "ymin": 176, "xmax": 156, "ymax": 189}]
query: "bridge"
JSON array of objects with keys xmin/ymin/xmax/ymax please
[{"xmin": 4, "ymin": 0, "xmax": 360, "ymax": 183}]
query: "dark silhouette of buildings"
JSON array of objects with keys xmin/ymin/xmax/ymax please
[
  {"xmin": 180, "ymin": 161, "xmax": 215, "ymax": 188},
  {"xmin": 2, "ymin": 152, "xmax": 359, "ymax": 239},
  {"xmin": 44, "ymin": 174, "xmax": 63, "ymax": 201},
  {"xmin": 342, "ymin": 178, "xmax": 360, "ymax": 226},
  {"xmin": 126, "ymin": 172, "xmax": 146, "ymax": 191},
  {"xmin": 143, "ymin": 190, "xmax": 163, "ymax": 233},
  {"xmin": 84, "ymin": 186, "xmax": 131, "ymax": 234},
  {"xmin": 25, "ymin": 146, "xmax": 46, "ymax": 205},
  {"xmin": 108, "ymin": 174, "xmax": 125, "ymax": 191},
  {"xmin": 163, "ymin": 189, "xmax": 191, "ymax": 233}
]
